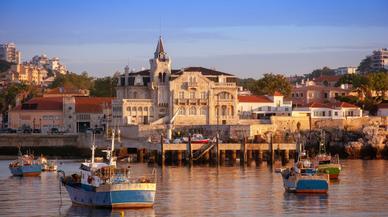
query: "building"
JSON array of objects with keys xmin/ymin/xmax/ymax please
[
  {"xmin": 371, "ymin": 48, "xmax": 388, "ymax": 71},
  {"xmin": 113, "ymin": 37, "xmax": 239, "ymax": 126},
  {"xmin": 9, "ymin": 96, "xmax": 112, "ymax": 133},
  {"xmin": 377, "ymin": 103, "xmax": 388, "ymax": 117},
  {"xmin": 335, "ymin": 67, "xmax": 356, "ymax": 75},
  {"xmin": 238, "ymin": 92, "xmax": 292, "ymax": 119},
  {"xmin": 292, "ymin": 102, "xmax": 362, "ymax": 119},
  {"xmin": 0, "ymin": 43, "xmax": 21, "ymax": 64},
  {"xmin": 291, "ymin": 85, "xmax": 350, "ymax": 106},
  {"xmin": 31, "ymin": 55, "xmax": 67, "ymax": 75},
  {"xmin": 43, "ymin": 87, "xmax": 90, "ymax": 97}
]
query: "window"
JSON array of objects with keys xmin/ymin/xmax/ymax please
[
  {"xmin": 322, "ymin": 111, "xmax": 326, "ymax": 116},
  {"xmin": 301, "ymin": 93, "xmax": 304, "ymax": 97},
  {"xmin": 179, "ymin": 91, "xmax": 184, "ymax": 99},
  {"xmin": 127, "ymin": 107, "xmax": 131, "ymax": 112},
  {"xmin": 201, "ymin": 91, "xmax": 207, "ymax": 99},
  {"xmin": 189, "ymin": 107, "xmax": 197, "ymax": 115},
  {"xmin": 133, "ymin": 107, "xmax": 137, "ymax": 112},
  {"xmin": 138, "ymin": 107, "xmax": 142, "ymax": 113},
  {"xmin": 292, "ymin": 93, "xmax": 294, "ymax": 97},
  {"xmin": 324, "ymin": 93, "xmax": 328, "ymax": 99},
  {"xmin": 258, "ymin": 107, "xmax": 262, "ymax": 111},
  {"xmin": 179, "ymin": 107, "xmax": 186, "ymax": 115},
  {"xmin": 328, "ymin": 111, "xmax": 332, "ymax": 116},
  {"xmin": 144, "ymin": 107, "xmax": 148, "ymax": 112},
  {"xmin": 335, "ymin": 93, "xmax": 339, "ymax": 97},
  {"xmin": 342, "ymin": 93, "xmax": 345, "ymax": 96},
  {"xmin": 285, "ymin": 108, "xmax": 289, "ymax": 111},
  {"xmin": 190, "ymin": 92, "xmax": 195, "ymax": 99},
  {"xmin": 314, "ymin": 111, "xmax": 319, "ymax": 116},
  {"xmin": 268, "ymin": 106, "xmax": 271, "ymax": 111},
  {"xmin": 221, "ymin": 106, "xmax": 227, "ymax": 116},
  {"xmin": 200, "ymin": 107, "xmax": 207, "ymax": 115},
  {"xmin": 334, "ymin": 111, "xmax": 338, "ymax": 116},
  {"xmin": 296, "ymin": 93, "xmax": 299, "ymax": 97}
]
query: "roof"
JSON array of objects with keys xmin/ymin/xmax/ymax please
[
  {"xmin": 302, "ymin": 101, "xmax": 359, "ymax": 109},
  {"xmin": 75, "ymin": 97, "xmax": 113, "ymax": 113},
  {"xmin": 155, "ymin": 36, "xmax": 165, "ymax": 55},
  {"xmin": 45, "ymin": 87, "xmax": 88, "ymax": 95},
  {"xmin": 173, "ymin": 67, "xmax": 234, "ymax": 76},
  {"xmin": 14, "ymin": 97, "xmax": 63, "ymax": 111},
  {"xmin": 126, "ymin": 67, "xmax": 234, "ymax": 77},
  {"xmin": 238, "ymin": 95, "xmax": 272, "ymax": 103},
  {"xmin": 273, "ymin": 91, "xmax": 283, "ymax": 96},
  {"xmin": 333, "ymin": 102, "xmax": 358, "ymax": 108},
  {"xmin": 304, "ymin": 102, "xmax": 331, "ymax": 108}
]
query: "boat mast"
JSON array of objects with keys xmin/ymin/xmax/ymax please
[
  {"xmin": 110, "ymin": 129, "xmax": 115, "ymax": 165},
  {"xmin": 91, "ymin": 132, "xmax": 96, "ymax": 164}
]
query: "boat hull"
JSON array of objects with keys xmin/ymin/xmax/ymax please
[
  {"xmin": 317, "ymin": 164, "xmax": 341, "ymax": 179},
  {"xmin": 282, "ymin": 176, "xmax": 329, "ymax": 194},
  {"xmin": 63, "ymin": 183, "xmax": 156, "ymax": 208},
  {"xmin": 9, "ymin": 164, "xmax": 42, "ymax": 176}
]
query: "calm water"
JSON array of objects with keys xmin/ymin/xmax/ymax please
[{"xmin": 0, "ymin": 160, "xmax": 387, "ymax": 217}]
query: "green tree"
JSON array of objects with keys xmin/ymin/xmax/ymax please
[
  {"xmin": 252, "ymin": 73, "xmax": 292, "ymax": 96},
  {"xmin": 367, "ymin": 72, "xmax": 388, "ymax": 98},
  {"xmin": 50, "ymin": 72, "xmax": 94, "ymax": 90},
  {"xmin": 305, "ymin": 66, "xmax": 335, "ymax": 79},
  {"xmin": 357, "ymin": 56, "xmax": 373, "ymax": 74},
  {"xmin": 91, "ymin": 76, "xmax": 117, "ymax": 97},
  {"xmin": 237, "ymin": 78, "xmax": 256, "ymax": 91}
]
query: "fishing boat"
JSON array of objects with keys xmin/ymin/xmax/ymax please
[
  {"xmin": 9, "ymin": 148, "xmax": 42, "ymax": 176},
  {"xmin": 314, "ymin": 131, "xmax": 341, "ymax": 179},
  {"xmin": 58, "ymin": 130, "xmax": 157, "ymax": 208},
  {"xmin": 281, "ymin": 141, "xmax": 329, "ymax": 194},
  {"xmin": 38, "ymin": 155, "xmax": 58, "ymax": 172}
]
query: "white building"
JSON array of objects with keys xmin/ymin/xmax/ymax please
[
  {"xmin": 371, "ymin": 48, "xmax": 388, "ymax": 71},
  {"xmin": 238, "ymin": 92, "xmax": 292, "ymax": 119},
  {"xmin": 292, "ymin": 102, "xmax": 362, "ymax": 119},
  {"xmin": 335, "ymin": 67, "xmax": 356, "ymax": 75},
  {"xmin": 0, "ymin": 43, "xmax": 21, "ymax": 64}
]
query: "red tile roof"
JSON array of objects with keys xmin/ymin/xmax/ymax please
[
  {"xmin": 14, "ymin": 97, "xmax": 63, "ymax": 111},
  {"xmin": 238, "ymin": 95, "xmax": 272, "ymax": 103},
  {"xmin": 273, "ymin": 91, "xmax": 283, "ymax": 96},
  {"xmin": 75, "ymin": 97, "xmax": 113, "ymax": 113},
  {"xmin": 302, "ymin": 101, "xmax": 359, "ymax": 109},
  {"xmin": 304, "ymin": 102, "xmax": 331, "ymax": 108},
  {"xmin": 333, "ymin": 102, "xmax": 358, "ymax": 108}
]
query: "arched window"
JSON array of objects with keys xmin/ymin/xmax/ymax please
[
  {"xmin": 179, "ymin": 107, "xmax": 186, "ymax": 115},
  {"xmin": 133, "ymin": 107, "xmax": 137, "ymax": 113},
  {"xmin": 200, "ymin": 106, "xmax": 207, "ymax": 115},
  {"xmin": 162, "ymin": 72, "xmax": 167, "ymax": 82},
  {"xmin": 158, "ymin": 73, "xmax": 162, "ymax": 82},
  {"xmin": 189, "ymin": 107, "xmax": 197, "ymax": 115},
  {"xmin": 138, "ymin": 107, "xmax": 142, "ymax": 114},
  {"xmin": 127, "ymin": 107, "xmax": 131, "ymax": 112},
  {"xmin": 221, "ymin": 105, "xmax": 227, "ymax": 116}
]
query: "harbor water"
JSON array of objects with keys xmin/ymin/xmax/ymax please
[{"xmin": 0, "ymin": 160, "xmax": 387, "ymax": 217}]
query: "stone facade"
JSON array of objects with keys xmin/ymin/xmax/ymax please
[{"xmin": 113, "ymin": 37, "xmax": 239, "ymax": 126}]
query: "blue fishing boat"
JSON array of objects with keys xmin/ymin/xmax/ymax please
[
  {"xmin": 280, "ymin": 141, "xmax": 329, "ymax": 194},
  {"xmin": 59, "ymin": 130, "xmax": 157, "ymax": 208},
  {"xmin": 9, "ymin": 148, "xmax": 42, "ymax": 176}
]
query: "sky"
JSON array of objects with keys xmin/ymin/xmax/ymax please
[{"xmin": 1, "ymin": 0, "xmax": 387, "ymax": 78}]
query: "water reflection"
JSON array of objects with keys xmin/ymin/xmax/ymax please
[
  {"xmin": 65, "ymin": 205, "xmax": 155, "ymax": 217},
  {"xmin": 0, "ymin": 160, "xmax": 387, "ymax": 217}
]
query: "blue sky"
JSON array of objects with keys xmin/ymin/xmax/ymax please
[{"xmin": 1, "ymin": 0, "xmax": 387, "ymax": 78}]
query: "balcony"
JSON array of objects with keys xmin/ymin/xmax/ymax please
[{"xmin": 214, "ymin": 82, "xmax": 236, "ymax": 87}]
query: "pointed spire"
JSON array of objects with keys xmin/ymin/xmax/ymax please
[{"xmin": 154, "ymin": 36, "xmax": 166, "ymax": 59}]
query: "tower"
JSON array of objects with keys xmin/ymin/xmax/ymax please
[
  {"xmin": 149, "ymin": 36, "xmax": 172, "ymax": 119},
  {"xmin": 149, "ymin": 36, "xmax": 171, "ymax": 85}
]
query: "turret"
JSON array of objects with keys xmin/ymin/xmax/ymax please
[{"xmin": 149, "ymin": 36, "xmax": 171, "ymax": 85}]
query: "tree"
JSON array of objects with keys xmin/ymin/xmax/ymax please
[
  {"xmin": 237, "ymin": 78, "xmax": 256, "ymax": 91},
  {"xmin": 251, "ymin": 73, "xmax": 292, "ymax": 96},
  {"xmin": 357, "ymin": 56, "xmax": 373, "ymax": 74},
  {"xmin": 90, "ymin": 76, "xmax": 117, "ymax": 97},
  {"xmin": 305, "ymin": 67, "xmax": 335, "ymax": 79},
  {"xmin": 50, "ymin": 72, "xmax": 93, "ymax": 90},
  {"xmin": 367, "ymin": 72, "xmax": 388, "ymax": 98}
]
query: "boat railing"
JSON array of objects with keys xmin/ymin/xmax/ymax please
[{"xmin": 93, "ymin": 167, "xmax": 157, "ymax": 184}]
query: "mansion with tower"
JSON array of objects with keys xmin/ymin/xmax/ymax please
[{"xmin": 112, "ymin": 37, "xmax": 239, "ymax": 126}]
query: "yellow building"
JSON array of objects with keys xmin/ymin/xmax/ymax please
[{"xmin": 113, "ymin": 37, "xmax": 239, "ymax": 126}]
